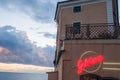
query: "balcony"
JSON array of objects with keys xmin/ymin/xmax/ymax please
[{"xmin": 65, "ymin": 23, "xmax": 120, "ymax": 40}]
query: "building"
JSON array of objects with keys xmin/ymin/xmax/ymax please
[{"xmin": 47, "ymin": 0, "xmax": 120, "ymax": 80}]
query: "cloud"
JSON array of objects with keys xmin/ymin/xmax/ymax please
[
  {"xmin": 41, "ymin": 45, "xmax": 56, "ymax": 66},
  {"xmin": 0, "ymin": 62, "xmax": 54, "ymax": 73},
  {"xmin": 0, "ymin": 0, "xmax": 64, "ymax": 67},
  {"xmin": 38, "ymin": 32, "xmax": 56, "ymax": 39},
  {"xmin": 0, "ymin": 0, "xmax": 62, "ymax": 23},
  {"xmin": 0, "ymin": 25, "xmax": 55, "ymax": 67},
  {"xmin": 43, "ymin": 33, "xmax": 56, "ymax": 39}
]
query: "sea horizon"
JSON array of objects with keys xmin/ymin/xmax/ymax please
[{"xmin": 0, "ymin": 71, "xmax": 47, "ymax": 80}]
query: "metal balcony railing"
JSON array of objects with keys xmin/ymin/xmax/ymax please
[{"xmin": 65, "ymin": 23, "xmax": 120, "ymax": 40}]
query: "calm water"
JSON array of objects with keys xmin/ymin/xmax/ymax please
[{"xmin": 0, "ymin": 72, "xmax": 47, "ymax": 80}]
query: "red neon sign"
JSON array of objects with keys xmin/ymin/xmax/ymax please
[{"xmin": 77, "ymin": 54, "xmax": 104, "ymax": 75}]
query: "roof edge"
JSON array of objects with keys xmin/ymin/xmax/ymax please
[{"xmin": 54, "ymin": 0, "xmax": 79, "ymax": 22}]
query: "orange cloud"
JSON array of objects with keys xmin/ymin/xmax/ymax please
[
  {"xmin": 0, "ymin": 46, "xmax": 11, "ymax": 54},
  {"xmin": 0, "ymin": 63, "xmax": 54, "ymax": 73}
]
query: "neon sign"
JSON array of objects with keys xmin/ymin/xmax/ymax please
[{"xmin": 77, "ymin": 51, "xmax": 104, "ymax": 75}]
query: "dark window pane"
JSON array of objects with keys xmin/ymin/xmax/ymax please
[
  {"xmin": 80, "ymin": 74, "xmax": 101, "ymax": 80},
  {"xmin": 102, "ymin": 77, "xmax": 119, "ymax": 80},
  {"xmin": 73, "ymin": 22, "xmax": 81, "ymax": 28},
  {"xmin": 73, "ymin": 6, "xmax": 81, "ymax": 12},
  {"xmin": 73, "ymin": 22, "xmax": 81, "ymax": 34}
]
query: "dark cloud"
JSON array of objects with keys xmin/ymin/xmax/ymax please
[
  {"xmin": 44, "ymin": 33, "xmax": 56, "ymax": 38},
  {"xmin": 0, "ymin": 0, "xmax": 57, "ymax": 22},
  {"xmin": 39, "ymin": 45, "xmax": 56, "ymax": 66},
  {"xmin": 0, "ymin": 25, "xmax": 55, "ymax": 67},
  {"xmin": 38, "ymin": 32, "xmax": 56, "ymax": 39}
]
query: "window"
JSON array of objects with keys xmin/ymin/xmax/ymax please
[
  {"xmin": 73, "ymin": 22, "xmax": 81, "ymax": 28},
  {"xmin": 80, "ymin": 74, "xmax": 101, "ymax": 80},
  {"xmin": 102, "ymin": 77, "xmax": 119, "ymax": 80},
  {"xmin": 73, "ymin": 22, "xmax": 81, "ymax": 34},
  {"xmin": 73, "ymin": 6, "xmax": 81, "ymax": 12}
]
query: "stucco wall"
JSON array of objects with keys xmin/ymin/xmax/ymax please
[
  {"xmin": 61, "ymin": 40, "xmax": 120, "ymax": 80},
  {"xmin": 59, "ymin": 2, "xmax": 107, "ymax": 40},
  {"xmin": 47, "ymin": 71, "xmax": 58, "ymax": 80}
]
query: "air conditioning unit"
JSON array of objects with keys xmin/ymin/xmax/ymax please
[{"xmin": 60, "ymin": 45, "xmax": 64, "ymax": 51}]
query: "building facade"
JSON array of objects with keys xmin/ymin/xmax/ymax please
[{"xmin": 47, "ymin": 0, "xmax": 120, "ymax": 80}]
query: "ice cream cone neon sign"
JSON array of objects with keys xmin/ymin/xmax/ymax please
[{"xmin": 77, "ymin": 51, "xmax": 104, "ymax": 75}]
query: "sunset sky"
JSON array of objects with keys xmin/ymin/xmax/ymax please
[
  {"xmin": 0, "ymin": 0, "xmax": 120, "ymax": 73},
  {"xmin": 0, "ymin": 0, "xmax": 64, "ymax": 73}
]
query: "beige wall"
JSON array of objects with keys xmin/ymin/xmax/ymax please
[
  {"xmin": 63, "ymin": 60, "xmax": 72, "ymax": 80},
  {"xmin": 47, "ymin": 71, "xmax": 58, "ymax": 80},
  {"xmin": 61, "ymin": 2, "xmax": 107, "ymax": 24},
  {"xmin": 53, "ymin": 1, "xmax": 120, "ymax": 80},
  {"xmin": 55, "ymin": 56, "xmax": 63, "ymax": 80},
  {"xmin": 54, "ymin": 40, "xmax": 120, "ymax": 80},
  {"xmin": 56, "ymin": 2, "xmax": 108, "ymax": 54},
  {"xmin": 60, "ymin": 40, "xmax": 120, "ymax": 80},
  {"xmin": 58, "ymin": 2, "xmax": 107, "ymax": 40}
]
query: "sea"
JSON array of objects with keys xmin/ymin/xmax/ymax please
[{"xmin": 0, "ymin": 72, "xmax": 47, "ymax": 80}]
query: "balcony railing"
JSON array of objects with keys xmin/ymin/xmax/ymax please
[{"xmin": 65, "ymin": 23, "xmax": 120, "ymax": 40}]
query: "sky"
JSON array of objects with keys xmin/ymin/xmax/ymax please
[{"xmin": 0, "ymin": 0, "xmax": 64, "ymax": 73}]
